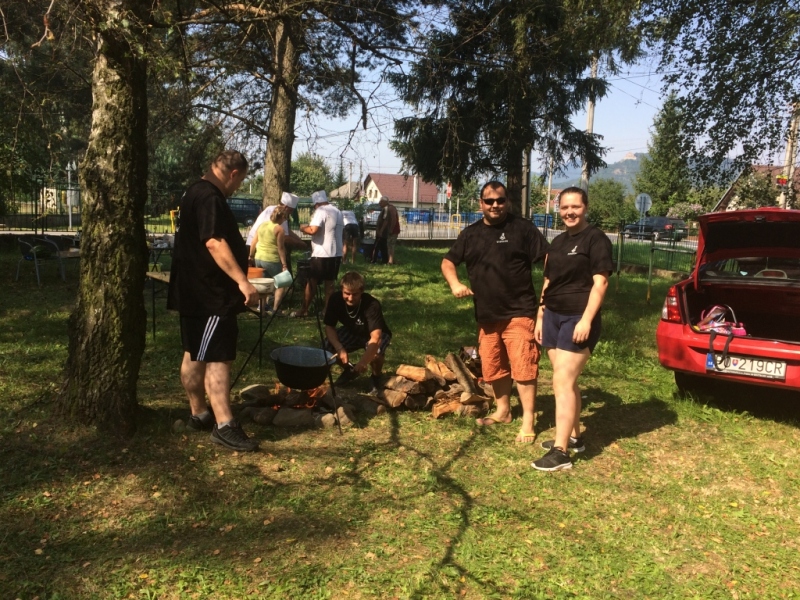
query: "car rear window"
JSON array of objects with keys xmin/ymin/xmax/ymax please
[{"xmin": 700, "ymin": 256, "xmax": 800, "ymax": 282}]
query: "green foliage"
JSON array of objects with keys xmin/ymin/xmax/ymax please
[
  {"xmin": 290, "ymin": 153, "xmax": 334, "ymax": 197},
  {"xmin": 588, "ymin": 178, "xmax": 638, "ymax": 228},
  {"xmin": 390, "ymin": 0, "xmax": 642, "ymax": 208},
  {"xmin": 643, "ymin": 0, "xmax": 800, "ymax": 179},
  {"xmin": 735, "ymin": 171, "xmax": 782, "ymax": 209},
  {"xmin": 635, "ymin": 96, "xmax": 692, "ymax": 215}
]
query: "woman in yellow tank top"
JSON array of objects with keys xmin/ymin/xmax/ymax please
[{"xmin": 249, "ymin": 208, "xmax": 289, "ymax": 314}]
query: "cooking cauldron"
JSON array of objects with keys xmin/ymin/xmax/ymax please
[{"xmin": 270, "ymin": 346, "xmax": 336, "ymax": 389}]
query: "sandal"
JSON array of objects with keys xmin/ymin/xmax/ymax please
[{"xmin": 515, "ymin": 431, "xmax": 537, "ymax": 444}]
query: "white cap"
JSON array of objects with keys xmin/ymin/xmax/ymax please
[
  {"xmin": 280, "ymin": 192, "xmax": 299, "ymax": 209},
  {"xmin": 311, "ymin": 190, "xmax": 328, "ymax": 205}
]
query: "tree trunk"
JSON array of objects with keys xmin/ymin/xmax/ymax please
[
  {"xmin": 57, "ymin": 0, "xmax": 149, "ymax": 438},
  {"xmin": 262, "ymin": 18, "xmax": 299, "ymax": 208},
  {"xmin": 506, "ymin": 146, "xmax": 525, "ymax": 217}
]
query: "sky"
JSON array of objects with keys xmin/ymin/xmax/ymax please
[{"xmin": 289, "ymin": 63, "xmax": 666, "ymax": 182}]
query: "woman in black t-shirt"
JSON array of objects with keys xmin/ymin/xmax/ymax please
[{"xmin": 532, "ymin": 187, "xmax": 613, "ymax": 472}]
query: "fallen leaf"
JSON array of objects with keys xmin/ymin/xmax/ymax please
[
  {"xmin": 253, "ymin": 557, "xmax": 262, "ymax": 564},
  {"xmin": 34, "ymin": 548, "xmax": 43, "ymax": 555}
]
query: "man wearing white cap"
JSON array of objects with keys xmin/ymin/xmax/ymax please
[
  {"xmin": 246, "ymin": 192, "xmax": 306, "ymax": 251},
  {"xmin": 295, "ymin": 190, "xmax": 343, "ymax": 317}
]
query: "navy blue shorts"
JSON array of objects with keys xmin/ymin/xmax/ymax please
[
  {"xmin": 541, "ymin": 309, "xmax": 602, "ymax": 353},
  {"xmin": 325, "ymin": 327, "xmax": 392, "ymax": 355}
]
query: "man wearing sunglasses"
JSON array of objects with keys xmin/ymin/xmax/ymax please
[{"xmin": 441, "ymin": 181, "xmax": 548, "ymax": 443}]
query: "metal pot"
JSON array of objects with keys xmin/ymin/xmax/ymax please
[{"xmin": 270, "ymin": 346, "xmax": 336, "ymax": 390}]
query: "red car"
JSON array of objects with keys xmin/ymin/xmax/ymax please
[{"xmin": 656, "ymin": 208, "xmax": 800, "ymax": 392}]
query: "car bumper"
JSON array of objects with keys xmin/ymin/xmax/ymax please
[{"xmin": 656, "ymin": 320, "xmax": 800, "ymax": 390}]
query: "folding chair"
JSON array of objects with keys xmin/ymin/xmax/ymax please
[{"xmin": 16, "ymin": 236, "xmax": 65, "ymax": 286}]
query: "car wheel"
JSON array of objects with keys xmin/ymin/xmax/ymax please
[{"xmin": 674, "ymin": 372, "xmax": 705, "ymax": 397}]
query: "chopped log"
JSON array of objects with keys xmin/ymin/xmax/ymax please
[
  {"xmin": 445, "ymin": 383, "xmax": 464, "ymax": 395},
  {"xmin": 425, "ymin": 355, "xmax": 443, "ymax": 377},
  {"xmin": 445, "ymin": 353, "xmax": 483, "ymax": 396},
  {"xmin": 432, "ymin": 399, "xmax": 462, "ymax": 419},
  {"xmin": 272, "ymin": 407, "xmax": 316, "ymax": 428},
  {"xmin": 396, "ymin": 364, "xmax": 446, "ymax": 387},
  {"xmin": 396, "ymin": 364, "xmax": 428, "ymax": 382},
  {"xmin": 460, "ymin": 391, "xmax": 489, "ymax": 405},
  {"xmin": 438, "ymin": 361, "xmax": 457, "ymax": 382},
  {"xmin": 384, "ymin": 375, "xmax": 423, "ymax": 395},
  {"xmin": 350, "ymin": 395, "xmax": 387, "ymax": 416},
  {"xmin": 253, "ymin": 407, "xmax": 278, "ymax": 425},
  {"xmin": 455, "ymin": 404, "xmax": 486, "ymax": 418},
  {"xmin": 422, "ymin": 379, "xmax": 439, "ymax": 395},
  {"xmin": 404, "ymin": 393, "xmax": 428, "ymax": 410},
  {"xmin": 382, "ymin": 389, "xmax": 408, "ymax": 409}
]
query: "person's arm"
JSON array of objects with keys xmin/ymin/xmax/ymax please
[
  {"xmin": 274, "ymin": 226, "xmax": 288, "ymax": 270},
  {"xmin": 534, "ymin": 274, "xmax": 550, "ymax": 345},
  {"xmin": 300, "ymin": 224, "xmax": 320, "ymax": 236},
  {"xmin": 441, "ymin": 257, "xmax": 473, "ymax": 298},
  {"xmin": 572, "ymin": 272, "xmax": 610, "ymax": 344},
  {"xmin": 206, "ymin": 237, "xmax": 259, "ymax": 305},
  {"xmin": 248, "ymin": 224, "xmax": 260, "ymax": 260},
  {"xmin": 355, "ymin": 329, "xmax": 382, "ymax": 373},
  {"xmin": 325, "ymin": 325, "xmax": 349, "ymax": 367}
]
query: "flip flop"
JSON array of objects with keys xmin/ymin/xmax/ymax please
[
  {"xmin": 475, "ymin": 415, "xmax": 512, "ymax": 426},
  {"xmin": 515, "ymin": 431, "xmax": 537, "ymax": 444}
]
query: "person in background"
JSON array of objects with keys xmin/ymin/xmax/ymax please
[
  {"xmin": 372, "ymin": 195, "xmax": 400, "ymax": 265},
  {"xmin": 324, "ymin": 271, "xmax": 392, "ymax": 394},
  {"xmin": 248, "ymin": 207, "xmax": 289, "ymax": 315},
  {"xmin": 342, "ymin": 208, "xmax": 360, "ymax": 264},
  {"xmin": 246, "ymin": 192, "xmax": 306, "ymax": 271},
  {"xmin": 532, "ymin": 186, "xmax": 613, "ymax": 472},
  {"xmin": 294, "ymin": 190, "xmax": 343, "ymax": 317},
  {"xmin": 167, "ymin": 150, "xmax": 259, "ymax": 452},
  {"xmin": 441, "ymin": 181, "xmax": 548, "ymax": 444}
]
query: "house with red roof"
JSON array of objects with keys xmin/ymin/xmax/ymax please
[{"xmin": 362, "ymin": 173, "xmax": 441, "ymax": 209}]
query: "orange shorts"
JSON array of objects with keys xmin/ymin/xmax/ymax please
[{"xmin": 478, "ymin": 316, "xmax": 540, "ymax": 383}]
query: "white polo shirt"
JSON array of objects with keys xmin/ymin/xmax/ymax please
[{"xmin": 309, "ymin": 204, "xmax": 344, "ymax": 258}]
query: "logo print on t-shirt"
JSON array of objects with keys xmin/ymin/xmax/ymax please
[
  {"xmin": 568, "ymin": 245, "xmax": 578, "ymax": 255},
  {"xmin": 497, "ymin": 233, "xmax": 509, "ymax": 244}
]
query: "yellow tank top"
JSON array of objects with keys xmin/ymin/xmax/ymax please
[{"xmin": 254, "ymin": 223, "xmax": 280, "ymax": 263}]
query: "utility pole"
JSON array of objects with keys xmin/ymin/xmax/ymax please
[
  {"xmin": 546, "ymin": 156, "xmax": 554, "ymax": 214},
  {"xmin": 780, "ymin": 103, "xmax": 799, "ymax": 209},
  {"xmin": 580, "ymin": 55, "xmax": 599, "ymax": 192},
  {"xmin": 522, "ymin": 145, "xmax": 531, "ymax": 218}
]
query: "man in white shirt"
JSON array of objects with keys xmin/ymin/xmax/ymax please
[{"xmin": 294, "ymin": 190, "xmax": 343, "ymax": 317}]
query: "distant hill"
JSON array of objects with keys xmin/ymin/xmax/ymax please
[{"xmin": 548, "ymin": 152, "xmax": 645, "ymax": 194}]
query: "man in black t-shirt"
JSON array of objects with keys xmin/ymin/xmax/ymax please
[
  {"xmin": 324, "ymin": 271, "xmax": 392, "ymax": 393},
  {"xmin": 168, "ymin": 150, "xmax": 260, "ymax": 452},
  {"xmin": 442, "ymin": 181, "xmax": 548, "ymax": 442}
]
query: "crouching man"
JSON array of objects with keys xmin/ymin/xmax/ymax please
[{"xmin": 323, "ymin": 271, "xmax": 392, "ymax": 394}]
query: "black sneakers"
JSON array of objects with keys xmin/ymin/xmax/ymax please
[
  {"xmin": 532, "ymin": 446, "xmax": 573, "ymax": 471},
  {"xmin": 541, "ymin": 436, "xmax": 585, "ymax": 453},
  {"xmin": 187, "ymin": 411, "xmax": 214, "ymax": 432},
  {"xmin": 211, "ymin": 421, "xmax": 259, "ymax": 452}
]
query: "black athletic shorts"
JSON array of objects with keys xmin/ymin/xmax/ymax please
[
  {"xmin": 343, "ymin": 223, "xmax": 360, "ymax": 243},
  {"xmin": 180, "ymin": 315, "xmax": 239, "ymax": 362},
  {"xmin": 309, "ymin": 256, "xmax": 342, "ymax": 283}
]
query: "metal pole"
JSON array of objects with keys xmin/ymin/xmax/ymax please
[
  {"xmin": 647, "ymin": 237, "xmax": 655, "ymax": 304},
  {"xmin": 580, "ymin": 55, "xmax": 599, "ymax": 192}
]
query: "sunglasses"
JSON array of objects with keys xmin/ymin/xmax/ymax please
[{"xmin": 481, "ymin": 196, "xmax": 507, "ymax": 206}]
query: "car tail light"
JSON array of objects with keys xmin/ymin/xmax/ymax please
[
  {"xmin": 665, "ymin": 224, "xmax": 674, "ymax": 230},
  {"xmin": 661, "ymin": 286, "xmax": 681, "ymax": 322}
]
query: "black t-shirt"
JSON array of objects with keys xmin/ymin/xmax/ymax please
[
  {"xmin": 444, "ymin": 213, "xmax": 549, "ymax": 323},
  {"xmin": 167, "ymin": 180, "xmax": 249, "ymax": 316},
  {"xmin": 543, "ymin": 225, "xmax": 613, "ymax": 315},
  {"xmin": 324, "ymin": 292, "xmax": 391, "ymax": 339}
]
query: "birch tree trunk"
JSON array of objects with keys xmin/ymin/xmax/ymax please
[{"xmin": 58, "ymin": 0, "xmax": 149, "ymax": 438}]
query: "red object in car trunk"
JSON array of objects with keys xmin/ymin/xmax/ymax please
[{"xmin": 656, "ymin": 208, "xmax": 800, "ymax": 391}]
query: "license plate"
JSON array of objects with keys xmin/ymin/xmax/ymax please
[{"xmin": 706, "ymin": 353, "xmax": 787, "ymax": 380}]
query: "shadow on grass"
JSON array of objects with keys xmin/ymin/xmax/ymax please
[
  {"xmin": 535, "ymin": 386, "xmax": 679, "ymax": 460},
  {"xmin": 678, "ymin": 379, "xmax": 800, "ymax": 426}
]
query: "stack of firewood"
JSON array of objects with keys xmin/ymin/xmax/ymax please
[{"xmin": 375, "ymin": 352, "xmax": 493, "ymax": 418}]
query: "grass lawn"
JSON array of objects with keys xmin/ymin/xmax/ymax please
[{"xmin": 2, "ymin": 242, "xmax": 800, "ymax": 599}]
